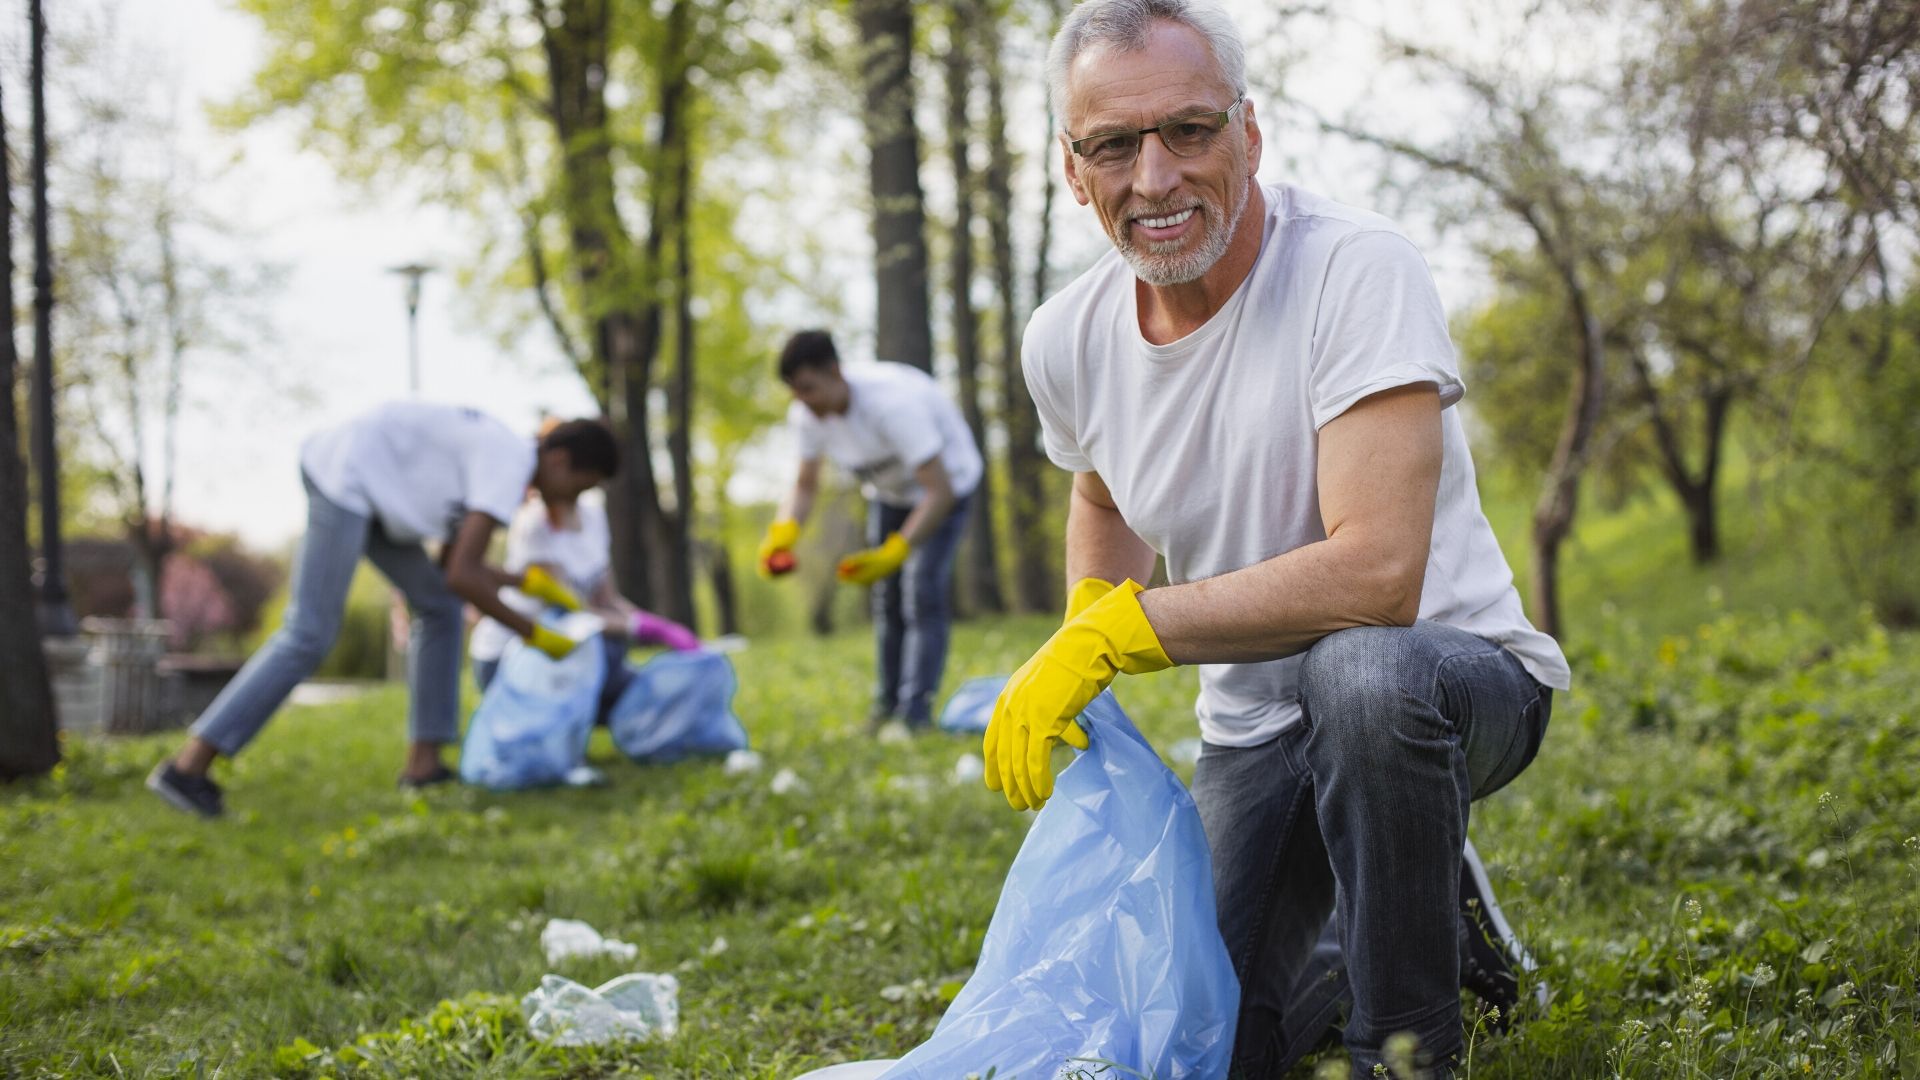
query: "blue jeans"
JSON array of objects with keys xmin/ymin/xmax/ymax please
[
  {"xmin": 870, "ymin": 493, "xmax": 971, "ymax": 727},
  {"xmin": 191, "ymin": 476, "xmax": 466, "ymax": 755},
  {"xmin": 1191, "ymin": 621, "xmax": 1551, "ymax": 1078}
]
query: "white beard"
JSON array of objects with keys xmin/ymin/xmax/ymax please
[{"xmin": 1112, "ymin": 177, "xmax": 1251, "ymax": 287}]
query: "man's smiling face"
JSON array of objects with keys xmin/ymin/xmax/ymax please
[{"xmin": 1062, "ymin": 19, "xmax": 1260, "ymax": 287}]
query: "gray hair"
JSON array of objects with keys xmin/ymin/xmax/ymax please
[{"xmin": 1045, "ymin": 0, "xmax": 1248, "ymax": 128}]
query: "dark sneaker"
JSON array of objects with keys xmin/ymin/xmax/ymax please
[
  {"xmin": 865, "ymin": 703, "xmax": 896, "ymax": 735},
  {"xmin": 397, "ymin": 765, "xmax": 457, "ymax": 789},
  {"xmin": 1458, "ymin": 839, "xmax": 1546, "ymax": 1022},
  {"xmin": 147, "ymin": 761, "xmax": 224, "ymax": 818}
]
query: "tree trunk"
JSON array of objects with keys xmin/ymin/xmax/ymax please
[
  {"xmin": 0, "ymin": 77, "xmax": 60, "ymax": 781},
  {"xmin": 943, "ymin": 0, "xmax": 1004, "ymax": 616},
  {"xmin": 855, "ymin": 0, "xmax": 934, "ymax": 371},
  {"xmin": 663, "ymin": 0, "xmax": 698, "ymax": 628},
  {"xmin": 982, "ymin": 16, "xmax": 1054, "ymax": 613},
  {"xmin": 1529, "ymin": 275, "xmax": 1606, "ymax": 639},
  {"xmin": 543, "ymin": 0, "xmax": 681, "ymax": 612},
  {"xmin": 28, "ymin": 0, "xmax": 71, "ymax": 636}
]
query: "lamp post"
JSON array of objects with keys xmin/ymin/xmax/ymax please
[
  {"xmin": 387, "ymin": 262, "xmax": 434, "ymax": 395},
  {"xmin": 29, "ymin": 0, "xmax": 73, "ymax": 637}
]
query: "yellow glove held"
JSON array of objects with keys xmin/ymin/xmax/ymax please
[
  {"xmin": 758, "ymin": 519, "xmax": 801, "ymax": 577},
  {"xmin": 1064, "ymin": 577, "xmax": 1116, "ymax": 622},
  {"xmin": 836, "ymin": 532, "xmax": 911, "ymax": 585},
  {"xmin": 527, "ymin": 624, "xmax": 580, "ymax": 661},
  {"xmin": 521, "ymin": 565, "xmax": 583, "ymax": 612},
  {"xmin": 983, "ymin": 579, "xmax": 1172, "ymax": 811}
]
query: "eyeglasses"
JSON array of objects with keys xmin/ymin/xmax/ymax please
[{"xmin": 1068, "ymin": 98, "xmax": 1246, "ymax": 170}]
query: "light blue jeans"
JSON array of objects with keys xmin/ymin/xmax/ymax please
[
  {"xmin": 1192, "ymin": 620, "xmax": 1551, "ymax": 1078},
  {"xmin": 190, "ymin": 476, "xmax": 466, "ymax": 755}
]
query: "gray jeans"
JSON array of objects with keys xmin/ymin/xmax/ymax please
[
  {"xmin": 1192, "ymin": 621, "xmax": 1551, "ymax": 1078},
  {"xmin": 190, "ymin": 476, "xmax": 465, "ymax": 755}
]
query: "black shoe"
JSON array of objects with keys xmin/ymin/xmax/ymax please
[
  {"xmin": 865, "ymin": 704, "xmax": 896, "ymax": 735},
  {"xmin": 1458, "ymin": 839, "xmax": 1545, "ymax": 1022},
  {"xmin": 147, "ymin": 761, "xmax": 225, "ymax": 818},
  {"xmin": 397, "ymin": 765, "xmax": 457, "ymax": 789}
]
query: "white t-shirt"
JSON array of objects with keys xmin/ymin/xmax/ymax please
[
  {"xmin": 1023, "ymin": 183, "xmax": 1571, "ymax": 748},
  {"xmin": 300, "ymin": 402, "xmax": 535, "ymax": 545},
  {"xmin": 789, "ymin": 361, "xmax": 984, "ymax": 507},
  {"xmin": 469, "ymin": 495, "xmax": 614, "ymax": 662}
]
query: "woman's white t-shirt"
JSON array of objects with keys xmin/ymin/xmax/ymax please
[
  {"xmin": 1022, "ymin": 183, "xmax": 1570, "ymax": 748},
  {"xmin": 788, "ymin": 361, "xmax": 984, "ymax": 507},
  {"xmin": 468, "ymin": 495, "xmax": 614, "ymax": 663}
]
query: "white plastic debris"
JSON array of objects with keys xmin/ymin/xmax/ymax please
[
  {"xmin": 951, "ymin": 753, "xmax": 985, "ymax": 784},
  {"xmin": 522, "ymin": 971, "xmax": 679, "ymax": 1046},
  {"xmin": 770, "ymin": 767, "xmax": 805, "ymax": 795},
  {"xmin": 563, "ymin": 765, "xmax": 607, "ymax": 787},
  {"xmin": 723, "ymin": 749, "xmax": 764, "ymax": 775},
  {"xmin": 875, "ymin": 720, "xmax": 912, "ymax": 745},
  {"xmin": 707, "ymin": 634, "xmax": 750, "ymax": 654},
  {"xmin": 1168, "ymin": 738, "xmax": 1204, "ymax": 765},
  {"xmin": 541, "ymin": 918, "xmax": 639, "ymax": 964}
]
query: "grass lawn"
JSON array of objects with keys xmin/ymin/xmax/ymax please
[{"xmin": 7, "ymin": 472, "xmax": 1920, "ymax": 1077}]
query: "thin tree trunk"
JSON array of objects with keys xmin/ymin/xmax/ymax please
[
  {"xmin": 943, "ymin": 0, "xmax": 1004, "ymax": 615},
  {"xmin": 543, "ymin": 0, "xmax": 680, "ymax": 611},
  {"xmin": 29, "ymin": 0, "xmax": 71, "ymax": 636},
  {"xmin": 982, "ymin": 16, "xmax": 1054, "ymax": 613},
  {"xmin": 665, "ymin": 34, "xmax": 698, "ymax": 629},
  {"xmin": 0, "ymin": 77, "xmax": 60, "ymax": 781},
  {"xmin": 855, "ymin": 0, "xmax": 934, "ymax": 371},
  {"xmin": 1530, "ymin": 274, "xmax": 1606, "ymax": 639}
]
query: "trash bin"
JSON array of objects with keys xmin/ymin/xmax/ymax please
[{"xmin": 82, "ymin": 617, "xmax": 173, "ymax": 735}]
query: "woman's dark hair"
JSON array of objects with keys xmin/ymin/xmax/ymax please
[
  {"xmin": 539, "ymin": 418, "xmax": 620, "ymax": 478},
  {"xmin": 777, "ymin": 329, "xmax": 839, "ymax": 381}
]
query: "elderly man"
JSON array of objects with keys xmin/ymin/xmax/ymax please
[{"xmin": 982, "ymin": 1, "xmax": 1570, "ymax": 1076}]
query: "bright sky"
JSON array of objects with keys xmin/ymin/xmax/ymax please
[{"xmin": 60, "ymin": 0, "xmax": 1519, "ymax": 550}]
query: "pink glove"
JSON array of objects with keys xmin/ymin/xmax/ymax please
[{"xmin": 630, "ymin": 611, "xmax": 700, "ymax": 652}]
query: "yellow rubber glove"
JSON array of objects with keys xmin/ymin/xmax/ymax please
[
  {"xmin": 527, "ymin": 624, "xmax": 580, "ymax": 661},
  {"xmin": 983, "ymin": 579, "xmax": 1172, "ymax": 810},
  {"xmin": 1064, "ymin": 576, "xmax": 1116, "ymax": 622},
  {"xmin": 520, "ymin": 565, "xmax": 583, "ymax": 612},
  {"xmin": 836, "ymin": 532, "xmax": 911, "ymax": 585},
  {"xmin": 758, "ymin": 519, "xmax": 801, "ymax": 577}
]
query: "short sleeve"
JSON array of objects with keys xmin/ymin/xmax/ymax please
[
  {"xmin": 788, "ymin": 400, "xmax": 824, "ymax": 462},
  {"xmin": 1021, "ymin": 320, "xmax": 1094, "ymax": 472},
  {"xmin": 464, "ymin": 430, "xmax": 536, "ymax": 526},
  {"xmin": 1307, "ymin": 231, "xmax": 1465, "ymax": 430}
]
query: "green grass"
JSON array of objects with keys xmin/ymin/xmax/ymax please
[{"xmin": 5, "ymin": 484, "xmax": 1919, "ymax": 1077}]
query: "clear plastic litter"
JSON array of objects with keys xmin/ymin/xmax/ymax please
[
  {"xmin": 935, "ymin": 675, "xmax": 1007, "ymax": 734},
  {"xmin": 541, "ymin": 918, "xmax": 639, "ymax": 964},
  {"xmin": 770, "ymin": 767, "xmax": 805, "ymax": 795},
  {"xmin": 522, "ymin": 971, "xmax": 679, "ymax": 1046},
  {"xmin": 951, "ymin": 753, "xmax": 985, "ymax": 784},
  {"xmin": 878, "ymin": 691, "xmax": 1239, "ymax": 1079},
  {"xmin": 723, "ymin": 748, "xmax": 764, "ymax": 775}
]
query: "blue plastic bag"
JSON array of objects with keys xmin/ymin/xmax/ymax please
[
  {"xmin": 606, "ymin": 649, "xmax": 748, "ymax": 764},
  {"xmin": 459, "ymin": 622, "xmax": 606, "ymax": 790},
  {"xmin": 936, "ymin": 674, "xmax": 1008, "ymax": 734},
  {"xmin": 881, "ymin": 691, "xmax": 1239, "ymax": 1080}
]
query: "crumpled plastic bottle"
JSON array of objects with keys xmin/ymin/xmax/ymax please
[{"xmin": 522, "ymin": 972, "xmax": 680, "ymax": 1046}]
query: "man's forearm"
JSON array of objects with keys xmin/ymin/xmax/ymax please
[
  {"xmin": 898, "ymin": 489, "xmax": 954, "ymax": 545},
  {"xmin": 449, "ymin": 573, "xmax": 537, "ymax": 640},
  {"xmin": 1138, "ymin": 534, "xmax": 1424, "ymax": 665},
  {"xmin": 1065, "ymin": 481, "xmax": 1156, "ymax": 590},
  {"xmin": 777, "ymin": 483, "xmax": 815, "ymax": 525}
]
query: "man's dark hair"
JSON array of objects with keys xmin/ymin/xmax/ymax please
[
  {"xmin": 778, "ymin": 329, "xmax": 840, "ymax": 381},
  {"xmin": 539, "ymin": 418, "xmax": 620, "ymax": 478}
]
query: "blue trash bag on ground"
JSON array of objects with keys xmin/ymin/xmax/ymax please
[
  {"xmin": 936, "ymin": 674, "xmax": 1008, "ymax": 734},
  {"xmin": 606, "ymin": 649, "xmax": 748, "ymax": 764},
  {"xmin": 881, "ymin": 691, "xmax": 1240, "ymax": 1080},
  {"xmin": 459, "ymin": 619, "xmax": 606, "ymax": 790}
]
